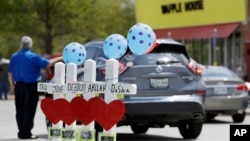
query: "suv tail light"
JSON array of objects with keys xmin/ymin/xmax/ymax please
[
  {"xmin": 187, "ymin": 61, "xmax": 203, "ymax": 75},
  {"xmin": 196, "ymin": 90, "xmax": 206, "ymax": 95},
  {"xmin": 98, "ymin": 67, "xmax": 106, "ymax": 74},
  {"xmin": 236, "ymin": 84, "xmax": 248, "ymax": 92}
]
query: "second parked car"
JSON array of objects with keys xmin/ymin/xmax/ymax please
[{"xmin": 201, "ymin": 65, "xmax": 249, "ymax": 122}]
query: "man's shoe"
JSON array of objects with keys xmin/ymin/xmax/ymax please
[{"xmin": 19, "ymin": 135, "xmax": 39, "ymax": 139}]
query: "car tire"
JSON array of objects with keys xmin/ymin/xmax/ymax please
[
  {"xmin": 130, "ymin": 124, "xmax": 149, "ymax": 134},
  {"xmin": 206, "ymin": 113, "xmax": 217, "ymax": 121},
  {"xmin": 232, "ymin": 112, "xmax": 246, "ymax": 123},
  {"xmin": 178, "ymin": 121, "xmax": 203, "ymax": 139}
]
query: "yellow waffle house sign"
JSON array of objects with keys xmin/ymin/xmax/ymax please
[{"xmin": 135, "ymin": 0, "xmax": 246, "ymax": 29}]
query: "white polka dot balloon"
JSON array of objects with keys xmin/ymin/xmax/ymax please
[
  {"xmin": 63, "ymin": 42, "xmax": 86, "ymax": 65},
  {"xmin": 103, "ymin": 34, "xmax": 128, "ymax": 59},
  {"xmin": 127, "ymin": 23, "xmax": 156, "ymax": 55}
]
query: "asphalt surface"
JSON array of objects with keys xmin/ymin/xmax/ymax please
[
  {"xmin": 0, "ymin": 95, "xmax": 49, "ymax": 141},
  {"xmin": 1, "ymin": 94, "xmax": 250, "ymax": 141}
]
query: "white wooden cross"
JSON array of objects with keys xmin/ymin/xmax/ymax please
[
  {"xmin": 38, "ymin": 62, "xmax": 75, "ymax": 141},
  {"xmin": 38, "ymin": 59, "xmax": 137, "ymax": 141}
]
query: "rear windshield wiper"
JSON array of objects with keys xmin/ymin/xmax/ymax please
[{"xmin": 156, "ymin": 60, "xmax": 179, "ymax": 65}]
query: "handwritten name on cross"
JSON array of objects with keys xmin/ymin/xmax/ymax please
[
  {"xmin": 38, "ymin": 59, "xmax": 136, "ymax": 96},
  {"xmin": 38, "ymin": 81, "xmax": 136, "ymax": 95}
]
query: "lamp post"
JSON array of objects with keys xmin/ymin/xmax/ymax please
[{"xmin": 212, "ymin": 28, "xmax": 217, "ymax": 66}]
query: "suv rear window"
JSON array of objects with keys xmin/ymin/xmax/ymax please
[
  {"xmin": 151, "ymin": 43, "xmax": 190, "ymax": 59},
  {"xmin": 132, "ymin": 53, "xmax": 189, "ymax": 65},
  {"xmin": 128, "ymin": 42, "xmax": 190, "ymax": 66}
]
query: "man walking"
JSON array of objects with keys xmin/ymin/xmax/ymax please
[{"xmin": 8, "ymin": 36, "xmax": 62, "ymax": 139}]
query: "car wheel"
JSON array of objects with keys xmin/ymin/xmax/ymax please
[
  {"xmin": 178, "ymin": 122, "xmax": 203, "ymax": 139},
  {"xmin": 232, "ymin": 112, "xmax": 246, "ymax": 123},
  {"xmin": 206, "ymin": 113, "xmax": 217, "ymax": 121},
  {"xmin": 130, "ymin": 124, "xmax": 149, "ymax": 134}
]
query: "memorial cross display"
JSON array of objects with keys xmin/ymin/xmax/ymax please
[{"xmin": 38, "ymin": 59, "xmax": 137, "ymax": 141}]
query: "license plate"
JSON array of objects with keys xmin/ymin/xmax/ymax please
[
  {"xmin": 150, "ymin": 78, "xmax": 169, "ymax": 88},
  {"xmin": 213, "ymin": 87, "xmax": 227, "ymax": 94}
]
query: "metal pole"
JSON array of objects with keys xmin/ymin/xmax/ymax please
[
  {"xmin": 213, "ymin": 28, "xmax": 217, "ymax": 66},
  {"xmin": 208, "ymin": 38, "xmax": 211, "ymax": 65},
  {"xmin": 223, "ymin": 38, "xmax": 228, "ymax": 67},
  {"xmin": 231, "ymin": 33, "xmax": 236, "ymax": 70},
  {"xmin": 199, "ymin": 39, "xmax": 203, "ymax": 63}
]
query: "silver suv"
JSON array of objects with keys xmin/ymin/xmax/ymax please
[{"xmin": 82, "ymin": 38, "xmax": 206, "ymax": 139}]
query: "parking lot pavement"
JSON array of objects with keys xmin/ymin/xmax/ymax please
[
  {"xmin": 1, "ymin": 95, "xmax": 250, "ymax": 141},
  {"xmin": 247, "ymin": 106, "xmax": 250, "ymax": 114},
  {"xmin": 0, "ymin": 96, "xmax": 49, "ymax": 141}
]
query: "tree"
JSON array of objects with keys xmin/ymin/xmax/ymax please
[{"xmin": 0, "ymin": 0, "xmax": 135, "ymax": 56}]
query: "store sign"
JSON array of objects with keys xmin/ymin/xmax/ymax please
[
  {"xmin": 161, "ymin": 0, "xmax": 204, "ymax": 14},
  {"xmin": 135, "ymin": 0, "xmax": 246, "ymax": 29}
]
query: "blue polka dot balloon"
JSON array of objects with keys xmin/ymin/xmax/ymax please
[
  {"xmin": 103, "ymin": 34, "xmax": 128, "ymax": 59},
  {"xmin": 127, "ymin": 23, "xmax": 156, "ymax": 55},
  {"xmin": 63, "ymin": 42, "xmax": 86, "ymax": 65}
]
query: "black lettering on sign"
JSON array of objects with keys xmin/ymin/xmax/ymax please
[
  {"xmin": 88, "ymin": 83, "xmax": 106, "ymax": 93},
  {"xmin": 67, "ymin": 83, "xmax": 73, "ymax": 92},
  {"xmin": 110, "ymin": 84, "xmax": 130, "ymax": 93},
  {"xmin": 52, "ymin": 85, "xmax": 64, "ymax": 93},
  {"xmin": 162, "ymin": 3, "xmax": 182, "ymax": 14},
  {"xmin": 67, "ymin": 83, "xmax": 86, "ymax": 93},
  {"xmin": 38, "ymin": 83, "xmax": 47, "ymax": 91},
  {"xmin": 185, "ymin": 0, "xmax": 204, "ymax": 11}
]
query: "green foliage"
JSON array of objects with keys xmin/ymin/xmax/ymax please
[{"xmin": 0, "ymin": 0, "xmax": 135, "ymax": 57}]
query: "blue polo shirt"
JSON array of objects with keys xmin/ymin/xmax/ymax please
[{"xmin": 8, "ymin": 48, "xmax": 49, "ymax": 83}]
